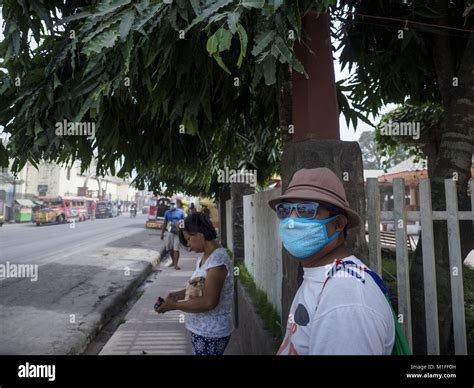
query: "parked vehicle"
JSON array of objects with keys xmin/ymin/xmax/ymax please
[
  {"xmin": 146, "ymin": 197, "xmax": 170, "ymax": 229},
  {"xmin": 70, "ymin": 197, "xmax": 88, "ymax": 221},
  {"xmin": 96, "ymin": 201, "xmax": 113, "ymax": 218},
  {"xmin": 34, "ymin": 196, "xmax": 88, "ymax": 225}
]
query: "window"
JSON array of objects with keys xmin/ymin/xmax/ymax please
[{"xmin": 67, "ymin": 168, "xmax": 71, "ymax": 180}]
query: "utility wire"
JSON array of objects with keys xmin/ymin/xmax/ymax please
[{"xmin": 348, "ymin": 11, "xmax": 473, "ymax": 34}]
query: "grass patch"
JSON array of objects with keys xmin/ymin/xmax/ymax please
[{"xmin": 235, "ymin": 262, "xmax": 283, "ymax": 343}]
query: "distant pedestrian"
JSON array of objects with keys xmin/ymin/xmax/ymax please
[
  {"xmin": 161, "ymin": 200, "xmax": 186, "ymax": 270},
  {"xmin": 201, "ymin": 205, "xmax": 211, "ymax": 220},
  {"xmin": 91, "ymin": 201, "xmax": 96, "ymax": 221},
  {"xmin": 188, "ymin": 202, "xmax": 197, "ymax": 216},
  {"xmin": 199, "ymin": 198, "xmax": 213, "ymax": 220},
  {"xmin": 156, "ymin": 212, "xmax": 233, "ymax": 355}
]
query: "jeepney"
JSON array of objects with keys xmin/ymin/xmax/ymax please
[
  {"xmin": 145, "ymin": 197, "xmax": 170, "ymax": 229},
  {"xmin": 34, "ymin": 197, "xmax": 67, "ymax": 225}
]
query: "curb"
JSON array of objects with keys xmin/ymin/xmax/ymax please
[{"xmin": 70, "ymin": 245, "xmax": 168, "ymax": 355}]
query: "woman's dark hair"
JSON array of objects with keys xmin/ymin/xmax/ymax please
[{"xmin": 178, "ymin": 212, "xmax": 217, "ymax": 246}]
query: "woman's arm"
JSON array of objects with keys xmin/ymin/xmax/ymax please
[
  {"xmin": 157, "ymin": 266, "xmax": 227, "ymax": 314},
  {"xmin": 168, "ymin": 289, "xmax": 186, "ymax": 301}
]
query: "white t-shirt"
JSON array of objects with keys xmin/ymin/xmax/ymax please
[
  {"xmin": 185, "ymin": 247, "xmax": 234, "ymax": 338},
  {"xmin": 278, "ymin": 256, "xmax": 395, "ymax": 355}
]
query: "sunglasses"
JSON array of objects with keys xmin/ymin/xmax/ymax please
[{"xmin": 275, "ymin": 201, "xmax": 339, "ymax": 220}]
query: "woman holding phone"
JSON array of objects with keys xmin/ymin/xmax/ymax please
[{"xmin": 156, "ymin": 212, "xmax": 233, "ymax": 355}]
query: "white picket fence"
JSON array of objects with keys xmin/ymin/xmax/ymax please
[{"xmin": 366, "ymin": 178, "xmax": 474, "ymax": 355}]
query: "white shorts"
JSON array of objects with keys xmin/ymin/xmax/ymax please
[{"xmin": 166, "ymin": 233, "xmax": 180, "ymax": 251}]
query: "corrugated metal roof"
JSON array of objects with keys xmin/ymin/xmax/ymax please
[{"xmin": 15, "ymin": 199, "xmax": 36, "ymax": 207}]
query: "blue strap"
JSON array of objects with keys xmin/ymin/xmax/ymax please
[{"xmin": 327, "ymin": 259, "xmax": 390, "ymax": 298}]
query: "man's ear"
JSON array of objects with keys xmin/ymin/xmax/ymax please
[{"xmin": 335, "ymin": 214, "xmax": 348, "ymax": 232}]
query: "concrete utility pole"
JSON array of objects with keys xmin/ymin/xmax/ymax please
[
  {"xmin": 291, "ymin": 12, "xmax": 340, "ymax": 141},
  {"xmin": 280, "ymin": 12, "xmax": 368, "ymax": 326}
]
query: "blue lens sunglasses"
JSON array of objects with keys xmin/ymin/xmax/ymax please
[{"xmin": 275, "ymin": 201, "xmax": 340, "ymax": 220}]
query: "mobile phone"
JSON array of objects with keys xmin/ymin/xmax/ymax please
[{"xmin": 154, "ymin": 297, "xmax": 165, "ymax": 312}]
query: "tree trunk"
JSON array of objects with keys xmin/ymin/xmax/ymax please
[
  {"xmin": 277, "ymin": 64, "xmax": 301, "ymax": 330},
  {"xmin": 218, "ymin": 184, "xmax": 231, "ymax": 248},
  {"xmin": 410, "ymin": 29, "xmax": 474, "ymax": 355},
  {"xmin": 278, "ymin": 65, "xmax": 293, "ymax": 145},
  {"xmin": 96, "ymin": 177, "xmax": 102, "ymax": 199}
]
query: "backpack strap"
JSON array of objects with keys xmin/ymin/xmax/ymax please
[
  {"xmin": 322, "ymin": 259, "xmax": 390, "ymax": 299},
  {"xmin": 319, "ymin": 259, "xmax": 412, "ymax": 355}
]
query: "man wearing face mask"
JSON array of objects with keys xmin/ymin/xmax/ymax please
[{"xmin": 270, "ymin": 168, "xmax": 395, "ymax": 355}]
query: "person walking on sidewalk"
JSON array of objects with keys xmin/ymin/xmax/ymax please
[
  {"xmin": 269, "ymin": 168, "xmax": 395, "ymax": 355},
  {"xmin": 90, "ymin": 200, "xmax": 96, "ymax": 221},
  {"xmin": 156, "ymin": 212, "xmax": 233, "ymax": 355},
  {"xmin": 161, "ymin": 199, "xmax": 186, "ymax": 270}
]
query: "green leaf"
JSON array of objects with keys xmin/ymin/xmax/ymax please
[
  {"xmin": 292, "ymin": 57, "xmax": 305, "ymax": 74},
  {"xmin": 273, "ymin": 0, "xmax": 284, "ymax": 9},
  {"xmin": 262, "ymin": 56, "xmax": 276, "ymax": 85},
  {"xmin": 92, "ymin": 0, "xmax": 132, "ymax": 18},
  {"xmin": 217, "ymin": 28, "xmax": 232, "ymax": 52},
  {"xmin": 227, "ymin": 10, "xmax": 241, "ymax": 34},
  {"xmin": 186, "ymin": 0, "xmax": 234, "ymax": 32},
  {"xmin": 206, "ymin": 33, "xmax": 219, "ymax": 54},
  {"xmin": 119, "ymin": 10, "xmax": 135, "ymax": 39},
  {"xmin": 236, "ymin": 23, "xmax": 248, "ymax": 68},
  {"xmin": 274, "ymin": 36, "xmax": 292, "ymax": 64},
  {"xmin": 82, "ymin": 27, "xmax": 120, "ymax": 55},
  {"xmin": 207, "ymin": 27, "xmax": 232, "ymax": 54},
  {"xmin": 212, "ymin": 53, "xmax": 231, "ymax": 74},
  {"xmin": 242, "ymin": 0, "xmax": 265, "ymax": 9},
  {"xmin": 251, "ymin": 30, "xmax": 276, "ymax": 57},
  {"xmin": 53, "ymin": 73, "xmax": 62, "ymax": 89}
]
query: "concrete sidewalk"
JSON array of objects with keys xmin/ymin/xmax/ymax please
[
  {"xmin": 99, "ymin": 249, "xmax": 194, "ymax": 355},
  {"xmin": 99, "ymin": 247, "xmax": 243, "ymax": 355}
]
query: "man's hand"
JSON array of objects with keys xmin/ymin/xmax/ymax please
[{"xmin": 160, "ymin": 235, "xmax": 164, "ymax": 240}]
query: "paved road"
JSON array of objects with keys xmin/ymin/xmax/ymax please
[
  {"xmin": 0, "ymin": 214, "xmax": 166, "ymax": 354},
  {"xmin": 0, "ymin": 213, "xmax": 147, "ymax": 264}
]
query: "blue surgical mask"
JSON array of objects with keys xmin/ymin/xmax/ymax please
[{"xmin": 278, "ymin": 216, "xmax": 340, "ymax": 259}]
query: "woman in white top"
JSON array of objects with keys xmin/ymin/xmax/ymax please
[{"xmin": 156, "ymin": 212, "xmax": 233, "ymax": 355}]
